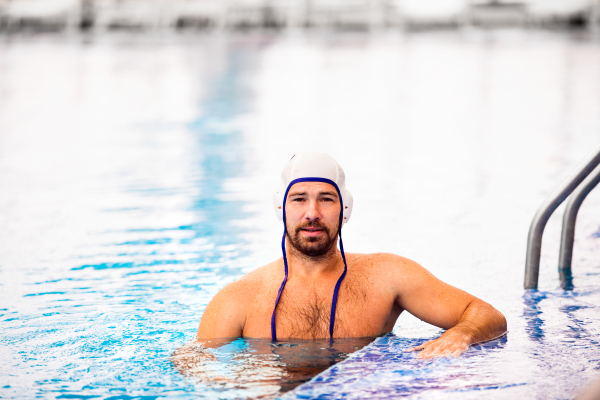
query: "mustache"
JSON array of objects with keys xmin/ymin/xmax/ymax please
[
  {"xmin": 294, "ymin": 221, "xmax": 332, "ymax": 236},
  {"xmin": 295, "ymin": 221, "xmax": 330, "ymax": 233}
]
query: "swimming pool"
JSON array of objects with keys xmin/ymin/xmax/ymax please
[{"xmin": 1, "ymin": 29, "xmax": 599, "ymax": 399}]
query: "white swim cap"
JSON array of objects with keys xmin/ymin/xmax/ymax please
[{"xmin": 273, "ymin": 151, "xmax": 353, "ymax": 227}]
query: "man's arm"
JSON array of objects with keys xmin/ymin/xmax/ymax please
[
  {"xmin": 388, "ymin": 255, "xmax": 507, "ymax": 358},
  {"xmin": 197, "ymin": 281, "xmax": 247, "ymax": 339}
]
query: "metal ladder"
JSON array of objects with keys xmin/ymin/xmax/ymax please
[{"xmin": 524, "ymin": 142, "xmax": 600, "ymax": 290}]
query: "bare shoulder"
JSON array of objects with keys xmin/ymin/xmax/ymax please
[
  {"xmin": 344, "ymin": 252, "xmax": 441, "ymax": 296},
  {"xmin": 346, "ymin": 252, "xmax": 425, "ymax": 276},
  {"xmin": 197, "ymin": 258, "xmax": 282, "ymax": 338},
  {"xmin": 212, "ymin": 258, "xmax": 281, "ymax": 305}
]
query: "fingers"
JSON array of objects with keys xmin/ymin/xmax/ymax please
[
  {"xmin": 417, "ymin": 347, "xmax": 454, "ymax": 359},
  {"xmin": 405, "ymin": 340, "xmax": 434, "ymax": 353},
  {"xmin": 405, "ymin": 339, "xmax": 468, "ymax": 359},
  {"xmin": 405, "ymin": 345, "xmax": 423, "ymax": 352},
  {"xmin": 451, "ymin": 349, "xmax": 463, "ymax": 357}
]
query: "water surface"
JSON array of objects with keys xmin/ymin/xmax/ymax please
[{"xmin": 0, "ymin": 29, "xmax": 599, "ymax": 399}]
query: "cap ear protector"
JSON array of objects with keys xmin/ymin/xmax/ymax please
[
  {"xmin": 272, "ymin": 151, "xmax": 353, "ymax": 227},
  {"xmin": 273, "ymin": 186, "xmax": 353, "ymax": 226}
]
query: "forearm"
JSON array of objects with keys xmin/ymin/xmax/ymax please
[{"xmin": 443, "ymin": 299, "xmax": 507, "ymax": 345}]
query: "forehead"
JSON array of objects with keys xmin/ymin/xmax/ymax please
[{"xmin": 287, "ymin": 181, "xmax": 338, "ymax": 196}]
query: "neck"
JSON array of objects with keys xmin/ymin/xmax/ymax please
[{"xmin": 285, "ymin": 237, "xmax": 342, "ymax": 277}]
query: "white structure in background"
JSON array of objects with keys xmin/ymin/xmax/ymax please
[
  {"xmin": 468, "ymin": 0, "xmax": 527, "ymax": 26},
  {"xmin": 527, "ymin": 0, "xmax": 594, "ymax": 22},
  {"xmin": 393, "ymin": 0, "xmax": 599, "ymax": 28},
  {"xmin": 268, "ymin": 0, "xmax": 308, "ymax": 28},
  {"xmin": 226, "ymin": 0, "xmax": 267, "ymax": 28},
  {"xmin": 163, "ymin": 0, "xmax": 308, "ymax": 30},
  {"xmin": 0, "ymin": 0, "xmax": 598, "ymax": 32},
  {"xmin": 392, "ymin": 0, "xmax": 469, "ymax": 26},
  {"xmin": 93, "ymin": 0, "xmax": 164, "ymax": 30},
  {"xmin": 98, "ymin": 0, "xmax": 269, "ymax": 30},
  {"xmin": 161, "ymin": 0, "xmax": 227, "ymax": 29},
  {"xmin": 0, "ymin": 0, "xmax": 80, "ymax": 30},
  {"xmin": 305, "ymin": 0, "xmax": 386, "ymax": 29}
]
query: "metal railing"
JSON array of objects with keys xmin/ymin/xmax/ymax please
[{"xmin": 524, "ymin": 142, "xmax": 600, "ymax": 290}]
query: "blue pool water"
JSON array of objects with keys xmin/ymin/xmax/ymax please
[{"xmin": 1, "ymin": 29, "xmax": 600, "ymax": 399}]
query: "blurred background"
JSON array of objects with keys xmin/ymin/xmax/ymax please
[{"xmin": 0, "ymin": 0, "xmax": 599, "ymax": 32}]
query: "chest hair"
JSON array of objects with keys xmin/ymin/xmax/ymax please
[{"xmin": 274, "ymin": 277, "xmax": 368, "ymax": 339}]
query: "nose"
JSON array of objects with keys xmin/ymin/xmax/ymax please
[{"xmin": 304, "ymin": 199, "xmax": 321, "ymax": 221}]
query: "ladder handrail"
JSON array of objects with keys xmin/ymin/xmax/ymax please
[
  {"xmin": 558, "ymin": 163, "xmax": 600, "ymax": 290},
  {"xmin": 524, "ymin": 142, "xmax": 600, "ymax": 290}
]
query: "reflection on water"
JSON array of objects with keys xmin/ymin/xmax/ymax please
[
  {"xmin": 522, "ymin": 290, "xmax": 545, "ymax": 343},
  {"xmin": 523, "ymin": 287, "xmax": 600, "ymax": 351},
  {"xmin": 171, "ymin": 337, "xmax": 376, "ymax": 398}
]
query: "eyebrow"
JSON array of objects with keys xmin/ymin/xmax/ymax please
[{"xmin": 288, "ymin": 191, "xmax": 339, "ymax": 197}]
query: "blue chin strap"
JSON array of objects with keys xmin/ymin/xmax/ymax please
[{"xmin": 270, "ymin": 177, "xmax": 349, "ymax": 342}]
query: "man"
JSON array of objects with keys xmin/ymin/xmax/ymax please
[{"xmin": 197, "ymin": 151, "xmax": 507, "ymax": 358}]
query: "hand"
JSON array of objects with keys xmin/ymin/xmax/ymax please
[{"xmin": 405, "ymin": 331, "xmax": 470, "ymax": 359}]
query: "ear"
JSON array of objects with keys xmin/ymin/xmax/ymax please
[
  {"xmin": 273, "ymin": 189, "xmax": 284, "ymax": 221},
  {"xmin": 342, "ymin": 190, "xmax": 353, "ymax": 226}
]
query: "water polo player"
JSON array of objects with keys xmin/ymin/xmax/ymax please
[{"xmin": 196, "ymin": 151, "xmax": 507, "ymax": 358}]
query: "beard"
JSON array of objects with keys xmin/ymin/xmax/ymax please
[{"xmin": 286, "ymin": 220, "xmax": 339, "ymax": 257}]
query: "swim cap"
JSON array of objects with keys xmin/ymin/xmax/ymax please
[{"xmin": 273, "ymin": 151, "xmax": 353, "ymax": 226}]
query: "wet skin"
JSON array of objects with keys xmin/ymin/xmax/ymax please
[{"xmin": 196, "ymin": 182, "xmax": 507, "ymax": 358}]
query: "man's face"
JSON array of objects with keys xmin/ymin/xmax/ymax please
[{"xmin": 284, "ymin": 182, "xmax": 341, "ymax": 257}]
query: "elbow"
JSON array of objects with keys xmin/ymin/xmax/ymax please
[
  {"xmin": 497, "ymin": 310, "xmax": 508, "ymax": 334},
  {"xmin": 487, "ymin": 304, "xmax": 507, "ymax": 337},
  {"xmin": 474, "ymin": 299, "xmax": 508, "ymax": 338}
]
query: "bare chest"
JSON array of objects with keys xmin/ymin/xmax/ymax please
[{"xmin": 243, "ymin": 274, "xmax": 398, "ymax": 339}]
